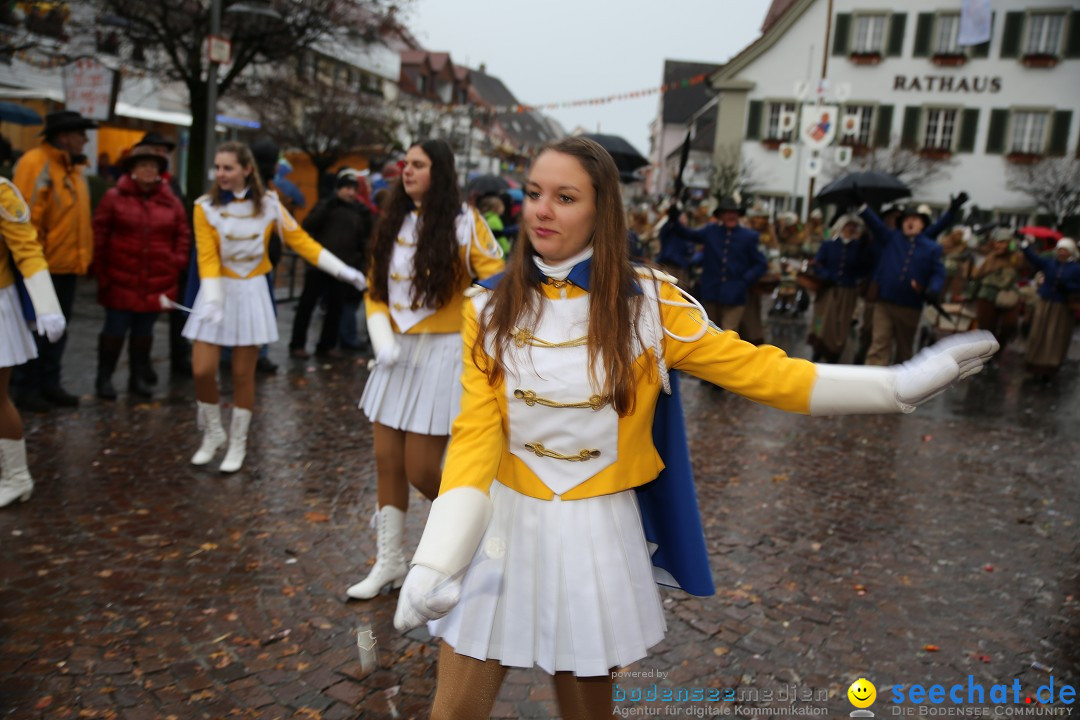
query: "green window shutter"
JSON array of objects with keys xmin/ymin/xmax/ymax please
[
  {"xmin": 795, "ymin": 197, "xmax": 804, "ymax": 217},
  {"xmin": 1066, "ymin": 11, "xmax": 1080, "ymax": 58},
  {"xmin": 746, "ymin": 101, "xmax": 763, "ymax": 141},
  {"xmin": 985, "ymin": 109, "xmax": 1009, "ymax": 154},
  {"xmin": 874, "ymin": 105, "xmax": 894, "ymax": 147},
  {"xmin": 913, "ymin": 13, "xmax": 934, "ymax": 57},
  {"xmin": 900, "ymin": 106, "xmax": 921, "ymax": 149},
  {"xmin": 1000, "ymin": 12, "xmax": 1024, "ymax": 58},
  {"xmin": 832, "ymin": 13, "xmax": 851, "ymax": 56},
  {"xmin": 972, "ymin": 12, "xmax": 995, "ymax": 58},
  {"xmin": 957, "ymin": 109, "xmax": 980, "ymax": 153},
  {"xmin": 887, "ymin": 13, "xmax": 907, "ymax": 57},
  {"xmin": 1048, "ymin": 111, "xmax": 1072, "ymax": 156}
]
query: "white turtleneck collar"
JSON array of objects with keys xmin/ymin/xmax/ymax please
[{"xmin": 532, "ymin": 245, "xmax": 594, "ymax": 281}]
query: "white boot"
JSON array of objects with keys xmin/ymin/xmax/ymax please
[
  {"xmin": 219, "ymin": 408, "xmax": 252, "ymax": 473},
  {"xmin": 191, "ymin": 401, "xmax": 227, "ymax": 466},
  {"xmin": 347, "ymin": 505, "xmax": 408, "ymax": 599},
  {"xmin": 0, "ymin": 438, "xmax": 34, "ymax": 508}
]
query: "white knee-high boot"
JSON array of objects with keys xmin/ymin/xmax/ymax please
[
  {"xmin": 346, "ymin": 505, "xmax": 407, "ymax": 599},
  {"xmin": 0, "ymin": 438, "xmax": 34, "ymax": 508},
  {"xmin": 191, "ymin": 401, "xmax": 227, "ymax": 466},
  {"xmin": 219, "ymin": 408, "xmax": 252, "ymax": 473}
]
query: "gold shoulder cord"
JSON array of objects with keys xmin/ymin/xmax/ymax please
[{"xmin": 523, "ymin": 442, "xmax": 601, "ymax": 462}]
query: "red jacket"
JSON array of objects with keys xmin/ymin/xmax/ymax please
[{"xmin": 93, "ymin": 175, "xmax": 190, "ymax": 312}]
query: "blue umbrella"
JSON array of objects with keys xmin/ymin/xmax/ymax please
[{"xmin": 0, "ymin": 101, "xmax": 43, "ymax": 126}]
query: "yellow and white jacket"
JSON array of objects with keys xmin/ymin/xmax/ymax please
[
  {"xmin": 193, "ymin": 189, "xmax": 327, "ymax": 281},
  {"xmin": 440, "ymin": 271, "xmax": 818, "ymax": 502},
  {"xmin": 366, "ymin": 206, "xmax": 504, "ymax": 334},
  {"xmin": 0, "ymin": 178, "xmax": 61, "ymax": 317}
]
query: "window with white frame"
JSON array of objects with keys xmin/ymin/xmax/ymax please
[
  {"xmin": 1025, "ymin": 12, "xmax": 1066, "ymax": 55},
  {"xmin": 1010, "ymin": 111, "xmax": 1049, "ymax": 154},
  {"xmin": 995, "ymin": 210, "xmax": 1033, "ymax": 229},
  {"xmin": 852, "ymin": 14, "xmax": 887, "ymax": 53},
  {"xmin": 934, "ymin": 14, "xmax": 961, "ymax": 54},
  {"xmin": 923, "ymin": 108, "xmax": 959, "ymax": 150},
  {"xmin": 845, "ymin": 104, "xmax": 875, "ymax": 146},
  {"xmin": 765, "ymin": 101, "xmax": 796, "ymax": 140}
]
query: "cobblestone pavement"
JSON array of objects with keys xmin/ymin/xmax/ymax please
[{"xmin": 1, "ymin": 280, "xmax": 1078, "ymax": 719}]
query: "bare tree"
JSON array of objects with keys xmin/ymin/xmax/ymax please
[
  {"xmin": 1006, "ymin": 157, "xmax": 1080, "ymax": 229},
  {"xmin": 237, "ymin": 71, "xmax": 399, "ymax": 198},
  {"xmin": 90, "ymin": 0, "xmax": 401, "ymax": 201},
  {"xmin": 829, "ymin": 138, "xmax": 956, "ymax": 195},
  {"xmin": 710, "ymin": 143, "xmax": 759, "ymax": 201}
]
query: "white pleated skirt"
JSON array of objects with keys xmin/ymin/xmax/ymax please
[
  {"xmin": 359, "ymin": 332, "xmax": 462, "ymax": 435},
  {"xmin": 429, "ymin": 481, "xmax": 668, "ymax": 677},
  {"xmin": 0, "ymin": 284, "xmax": 37, "ymax": 369},
  {"xmin": 182, "ymin": 276, "xmax": 278, "ymax": 347}
]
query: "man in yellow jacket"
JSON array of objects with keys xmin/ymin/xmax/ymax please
[{"xmin": 12, "ymin": 110, "xmax": 96, "ymax": 410}]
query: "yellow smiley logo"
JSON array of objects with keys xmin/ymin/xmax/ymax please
[{"xmin": 848, "ymin": 678, "xmax": 877, "ymax": 708}]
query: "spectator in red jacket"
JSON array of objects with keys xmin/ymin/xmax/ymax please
[{"xmin": 92, "ymin": 147, "xmax": 190, "ymax": 399}]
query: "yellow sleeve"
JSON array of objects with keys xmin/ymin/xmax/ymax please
[
  {"xmin": 12, "ymin": 153, "xmax": 48, "ymax": 237},
  {"xmin": 0, "ymin": 182, "xmax": 46, "ymax": 278},
  {"xmin": 278, "ymin": 202, "xmax": 325, "ymax": 266},
  {"xmin": 659, "ymin": 283, "xmax": 816, "ymax": 413},
  {"xmin": 193, "ymin": 204, "xmax": 223, "ymax": 279},
  {"xmin": 468, "ymin": 208, "xmax": 506, "ymax": 280},
  {"xmin": 439, "ymin": 297, "xmax": 506, "ymax": 496}
]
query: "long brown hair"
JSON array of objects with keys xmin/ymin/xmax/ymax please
[
  {"xmin": 368, "ymin": 139, "xmax": 465, "ymax": 309},
  {"xmin": 207, "ymin": 141, "xmax": 266, "ymax": 208},
  {"xmin": 475, "ymin": 136, "xmax": 642, "ymax": 416}
]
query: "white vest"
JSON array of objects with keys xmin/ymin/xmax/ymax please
[
  {"xmin": 197, "ymin": 191, "xmax": 281, "ymax": 277},
  {"xmin": 388, "ymin": 206, "xmax": 479, "ymax": 332}
]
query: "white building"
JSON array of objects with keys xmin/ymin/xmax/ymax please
[{"xmin": 710, "ymin": 0, "xmax": 1080, "ymax": 225}]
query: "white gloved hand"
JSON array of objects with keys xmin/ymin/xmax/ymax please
[
  {"xmin": 894, "ymin": 330, "xmax": 999, "ymax": 407},
  {"xmin": 337, "ymin": 265, "xmax": 368, "ymax": 292},
  {"xmin": 367, "ymin": 312, "xmax": 401, "ymax": 367},
  {"xmin": 195, "ymin": 300, "xmax": 225, "ymax": 326},
  {"xmin": 393, "ymin": 565, "xmax": 462, "ymax": 632},
  {"xmin": 194, "ymin": 277, "xmax": 225, "ymax": 326},
  {"xmin": 36, "ymin": 313, "xmax": 66, "ymax": 343}
]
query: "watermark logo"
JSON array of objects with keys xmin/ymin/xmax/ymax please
[{"xmin": 850, "ymin": 678, "xmax": 878, "ymax": 719}]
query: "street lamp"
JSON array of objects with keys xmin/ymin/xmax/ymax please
[{"xmin": 203, "ymin": 0, "xmax": 282, "ymax": 188}]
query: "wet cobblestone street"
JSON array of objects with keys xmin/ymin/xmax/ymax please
[{"xmin": 2, "ymin": 280, "xmax": 1078, "ymax": 719}]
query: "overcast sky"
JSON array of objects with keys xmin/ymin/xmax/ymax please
[{"xmin": 404, "ymin": 0, "xmax": 773, "ymax": 156}]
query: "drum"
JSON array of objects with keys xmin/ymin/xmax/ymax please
[{"xmin": 796, "ymin": 271, "xmax": 824, "ymax": 293}]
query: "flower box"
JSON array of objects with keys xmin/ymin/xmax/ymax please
[
  {"xmin": 1006, "ymin": 152, "xmax": 1043, "ymax": 165},
  {"xmin": 1021, "ymin": 53, "xmax": 1059, "ymax": 68},
  {"xmin": 848, "ymin": 51, "xmax": 882, "ymax": 65},
  {"xmin": 919, "ymin": 147, "xmax": 953, "ymax": 160},
  {"xmin": 931, "ymin": 53, "xmax": 967, "ymax": 67},
  {"xmin": 761, "ymin": 138, "xmax": 784, "ymax": 150}
]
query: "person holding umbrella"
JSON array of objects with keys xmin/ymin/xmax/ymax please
[
  {"xmin": 971, "ymin": 228, "xmax": 1022, "ymax": 358},
  {"xmin": 810, "ymin": 214, "xmax": 872, "ymax": 362},
  {"xmin": 859, "ymin": 192, "xmax": 968, "ymax": 365},
  {"xmin": 666, "ymin": 196, "xmax": 767, "ymax": 331},
  {"xmin": 1021, "ymin": 237, "xmax": 1080, "ymax": 380}
]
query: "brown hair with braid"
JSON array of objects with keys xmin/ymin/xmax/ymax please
[
  {"xmin": 367, "ymin": 139, "xmax": 465, "ymax": 309},
  {"xmin": 474, "ymin": 136, "xmax": 643, "ymax": 416}
]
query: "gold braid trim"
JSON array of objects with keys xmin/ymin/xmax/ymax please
[
  {"xmin": 514, "ymin": 389, "xmax": 608, "ymax": 411},
  {"xmin": 522, "ymin": 442, "xmax": 601, "ymax": 462},
  {"xmin": 511, "ymin": 327, "xmax": 587, "ymax": 349}
]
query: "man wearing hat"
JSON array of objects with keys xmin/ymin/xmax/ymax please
[
  {"xmin": 12, "ymin": 110, "xmax": 98, "ymax": 410},
  {"xmin": 668, "ymin": 196, "xmax": 767, "ymax": 331},
  {"xmin": 858, "ymin": 192, "xmax": 967, "ymax": 365},
  {"xmin": 288, "ymin": 169, "xmax": 372, "ymax": 359}
]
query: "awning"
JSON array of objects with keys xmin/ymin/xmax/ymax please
[{"xmin": 114, "ymin": 102, "xmax": 192, "ymax": 127}]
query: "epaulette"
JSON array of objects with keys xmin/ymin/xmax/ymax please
[
  {"xmin": 634, "ymin": 266, "xmax": 678, "ymax": 285},
  {"xmin": 0, "ymin": 177, "xmax": 30, "ymax": 223}
]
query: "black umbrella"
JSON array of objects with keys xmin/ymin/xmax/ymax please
[
  {"xmin": 467, "ymin": 173, "xmax": 509, "ymax": 197},
  {"xmin": 0, "ymin": 101, "xmax": 43, "ymax": 126},
  {"xmin": 579, "ymin": 133, "xmax": 649, "ymax": 176},
  {"xmin": 816, "ymin": 170, "xmax": 911, "ymax": 209}
]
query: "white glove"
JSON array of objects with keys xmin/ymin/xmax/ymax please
[
  {"xmin": 393, "ymin": 565, "xmax": 462, "ymax": 632},
  {"xmin": 809, "ymin": 330, "xmax": 998, "ymax": 415},
  {"xmin": 337, "ymin": 265, "xmax": 368, "ymax": 292},
  {"xmin": 894, "ymin": 330, "xmax": 999, "ymax": 406},
  {"xmin": 367, "ymin": 312, "xmax": 401, "ymax": 367},
  {"xmin": 194, "ymin": 277, "xmax": 225, "ymax": 326},
  {"xmin": 36, "ymin": 313, "xmax": 66, "ymax": 343}
]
